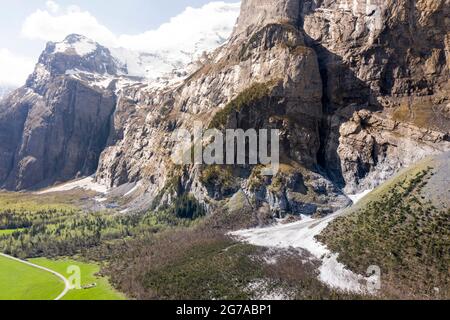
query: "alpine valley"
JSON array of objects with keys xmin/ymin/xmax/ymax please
[{"xmin": 0, "ymin": 0, "xmax": 448, "ymax": 300}]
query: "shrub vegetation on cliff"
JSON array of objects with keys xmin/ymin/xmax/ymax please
[
  {"xmin": 209, "ymin": 81, "xmax": 278, "ymax": 129},
  {"xmin": 318, "ymin": 163, "xmax": 450, "ymax": 299}
]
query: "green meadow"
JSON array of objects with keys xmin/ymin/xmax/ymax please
[
  {"xmin": 30, "ymin": 258, "xmax": 126, "ymax": 300},
  {"xmin": 0, "ymin": 255, "xmax": 65, "ymax": 300},
  {"xmin": 0, "ymin": 255, "xmax": 125, "ymax": 300}
]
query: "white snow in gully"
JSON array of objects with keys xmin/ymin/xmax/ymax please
[
  {"xmin": 230, "ymin": 190, "xmax": 374, "ymax": 293},
  {"xmin": 37, "ymin": 176, "xmax": 108, "ymax": 194}
]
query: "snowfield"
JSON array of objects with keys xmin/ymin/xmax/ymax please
[
  {"xmin": 348, "ymin": 189, "xmax": 372, "ymax": 204},
  {"xmin": 230, "ymin": 191, "xmax": 374, "ymax": 294},
  {"xmin": 37, "ymin": 176, "xmax": 108, "ymax": 194},
  {"xmin": 47, "ymin": 2, "xmax": 240, "ymax": 96}
]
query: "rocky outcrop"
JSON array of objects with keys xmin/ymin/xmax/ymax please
[
  {"xmin": 94, "ymin": 0, "xmax": 353, "ymax": 214},
  {"xmin": 299, "ymin": 0, "xmax": 450, "ymax": 189},
  {"xmin": 233, "ymin": 0, "xmax": 301, "ymax": 37},
  {"xmin": 301, "ymin": 0, "xmax": 449, "ymax": 100},
  {"xmin": 27, "ymin": 34, "xmax": 126, "ymax": 94},
  {"xmin": 338, "ymin": 109, "xmax": 450, "ymax": 193}
]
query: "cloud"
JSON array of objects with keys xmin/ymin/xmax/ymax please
[
  {"xmin": 22, "ymin": 4, "xmax": 117, "ymax": 46},
  {"xmin": 0, "ymin": 49, "xmax": 35, "ymax": 87},
  {"xmin": 21, "ymin": 1, "xmax": 241, "ymax": 52},
  {"xmin": 45, "ymin": 1, "xmax": 60, "ymax": 13},
  {"xmin": 117, "ymin": 2, "xmax": 241, "ymax": 54}
]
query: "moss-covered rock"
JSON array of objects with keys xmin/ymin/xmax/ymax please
[
  {"xmin": 209, "ymin": 80, "xmax": 279, "ymax": 130},
  {"xmin": 199, "ymin": 165, "xmax": 240, "ymax": 199}
]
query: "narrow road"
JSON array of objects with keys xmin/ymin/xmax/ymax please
[{"xmin": 0, "ymin": 253, "xmax": 71, "ymax": 300}]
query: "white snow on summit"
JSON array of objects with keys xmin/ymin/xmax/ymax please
[
  {"xmin": 54, "ymin": 36, "xmax": 98, "ymax": 56},
  {"xmin": 110, "ymin": 2, "xmax": 240, "ymax": 82},
  {"xmin": 5, "ymin": 2, "xmax": 240, "ymax": 90},
  {"xmin": 109, "ymin": 48, "xmax": 179, "ymax": 80}
]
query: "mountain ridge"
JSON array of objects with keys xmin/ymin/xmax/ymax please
[{"xmin": 0, "ymin": 0, "xmax": 449, "ymax": 218}]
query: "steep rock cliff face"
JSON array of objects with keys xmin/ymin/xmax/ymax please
[
  {"xmin": 0, "ymin": 35, "xmax": 118, "ymax": 190},
  {"xmin": 1, "ymin": 1, "xmax": 448, "ymax": 216},
  {"xmin": 299, "ymin": 0, "xmax": 450, "ymax": 191},
  {"xmin": 338, "ymin": 109, "xmax": 449, "ymax": 193},
  {"xmin": 95, "ymin": 0, "xmax": 449, "ymax": 214},
  {"xmin": 234, "ymin": 0, "xmax": 301, "ymax": 37},
  {"xmin": 94, "ymin": 4, "xmax": 351, "ymax": 214}
]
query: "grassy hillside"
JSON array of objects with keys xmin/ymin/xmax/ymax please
[{"xmin": 318, "ymin": 153, "xmax": 450, "ymax": 299}]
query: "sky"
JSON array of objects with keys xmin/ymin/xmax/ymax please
[{"xmin": 0, "ymin": 0, "xmax": 240, "ymax": 87}]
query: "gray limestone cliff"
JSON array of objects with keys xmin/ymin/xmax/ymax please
[
  {"xmin": 93, "ymin": 0, "xmax": 449, "ymax": 214},
  {"xmin": 0, "ymin": 1, "xmax": 448, "ymax": 216}
]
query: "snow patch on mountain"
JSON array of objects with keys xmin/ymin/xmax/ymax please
[
  {"xmin": 37, "ymin": 176, "xmax": 108, "ymax": 194},
  {"xmin": 231, "ymin": 191, "xmax": 374, "ymax": 294},
  {"xmin": 34, "ymin": 64, "xmax": 51, "ymax": 82},
  {"xmin": 110, "ymin": 48, "xmax": 178, "ymax": 80},
  {"xmin": 50, "ymin": 23, "xmax": 236, "ymax": 92},
  {"xmin": 348, "ymin": 189, "xmax": 373, "ymax": 204},
  {"xmin": 34, "ymin": 2, "xmax": 240, "ymax": 87},
  {"xmin": 54, "ymin": 35, "xmax": 98, "ymax": 56},
  {"xmin": 56, "ymin": 33, "xmax": 231, "ymax": 93},
  {"xmin": 65, "ymin": 69, "xmax": 114, "ymax": 88}
]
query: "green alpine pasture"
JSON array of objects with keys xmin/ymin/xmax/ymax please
[
  {"xmin": 30, "ymin": 258, "xmax": 125, "ymax": 300},
  {"xmin": 0, "ymin": 255, "xmax": 65, "ymax": 300},
  {"xmin": 0, "ymin": 255, "xmax": 125, "ymax": 300}
]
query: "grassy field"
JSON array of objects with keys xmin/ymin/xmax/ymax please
[
  {"xmin": 0, "ymin": 255, "xmax": 125, "ymax": 300},
  {"xmin": 0, "ymin": 192, "xmax": 79, "ymax": 212},
  {"xmin": 30, "ymin": 258, "xmax": 126, "ymax": 300},
  {"xmin": 0, "ymin": 255, "xmax": 65, "ymax": 300},
  {"xmin": 0, "ymin": 229, "xmax": 24, "ymax": 236}
]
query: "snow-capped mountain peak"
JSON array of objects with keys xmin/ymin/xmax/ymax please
[
  {"xmin": 24, "ymin": 1, "xmax": 240, "ymax": 93},
  {"xmin": 53, "ymin": 34, "xmax": 99, "ymax": 57},
  {"xmin": 26, "ymin": 34, "xmax": 127, "ymax": 92}
]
